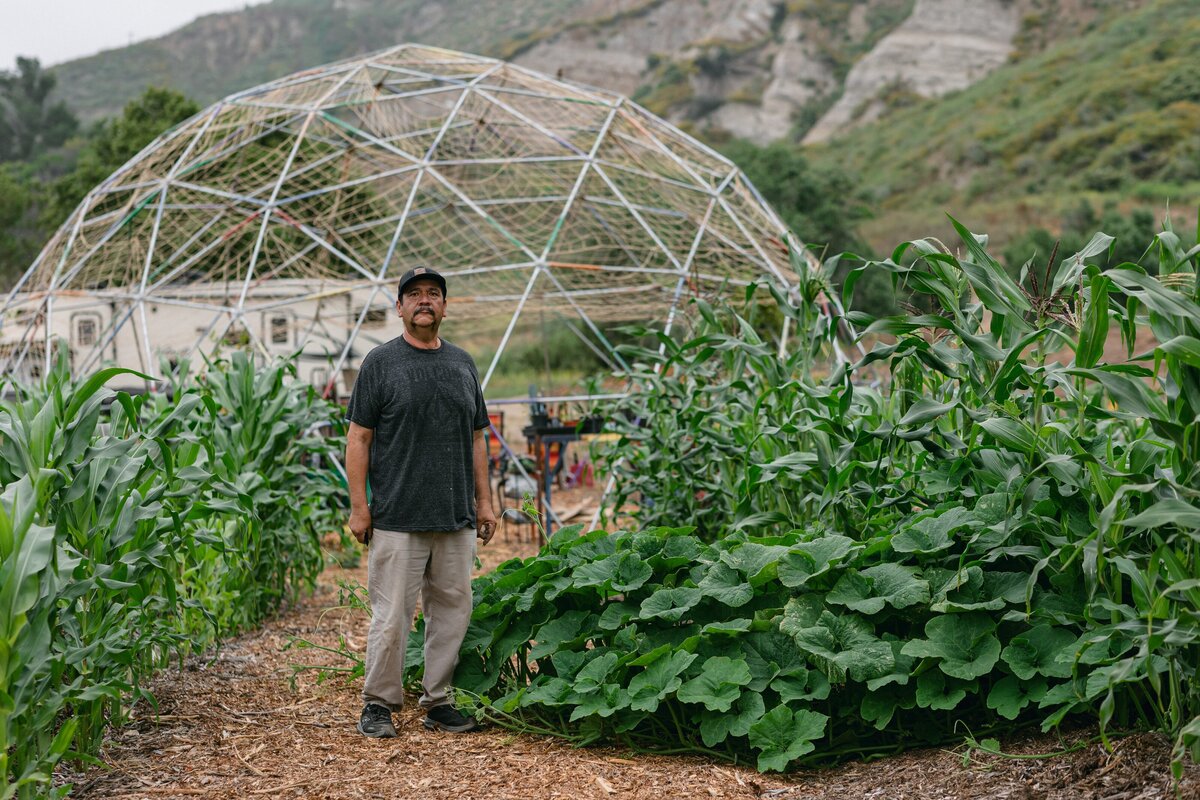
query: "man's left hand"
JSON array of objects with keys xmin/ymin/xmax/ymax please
[{"xmin": 476, "ymin": 507, "xmax": 498, "ymax": 545}]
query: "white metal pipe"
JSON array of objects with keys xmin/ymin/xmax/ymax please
[
  {"xmin": 324, "ymin": 284, "xmax": 381, "ymax": 396},
  {"xmin": 137, "ymin": 108, "xmax": 220, "ymax": 305},
  {"xmin": 716, "ymin": 196, "xmax": 793, "ymax": 290},
  {"xmin": 77, "ymin": 301, "xmax": 139, "ymax": 374},
  {"xmin": 275, "ymin": 164, "xmax": 421, "ymax": 205},
  {"xmin": 474, "ymin": 88, "xmax": 587, "ymax": 157},
  {"xmin": 237, "ymin": 66, "xmax": 366, "ymax": 312},
  {"xmin": 481, "ymin": 268, "xmax": 541, "ymax": 391},
  {"xmin": 536, "ymin": 266, "xmax": 631, "ymax": 372},
  {"xmin": 421, "ymin": 64, "xmax": 502, "ymax": 161},
  {"xmin": 590, "ymin": 163, "xmax": 683, "ymax": 270},
  {"xmin": 377, "ymin": 168, "xmax": 426, "ymax": 279},
  {"xmin": 592, "ymin": 158, "xmax": 717, "ymax": 197},
  {"xmin": 168, "ymin": 181, "xmax": 270, "ymax": 207}
]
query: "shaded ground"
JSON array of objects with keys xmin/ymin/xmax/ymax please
[{"xmin": 60, "ymin": 516, "xmax": 1198, "ymax": 800}]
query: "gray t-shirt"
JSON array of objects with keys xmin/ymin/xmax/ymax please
[{"xmin": 346, "ymin": 335, "xmax": 488, "ymax": 532}]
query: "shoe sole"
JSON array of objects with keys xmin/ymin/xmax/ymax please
[
  {"xmin": 357, "ymin": 722, "xmax": 397, "ymax": 738},
  {"xmin": 422, "ymin": 717, "xmax": 478, "ymax": 733}
]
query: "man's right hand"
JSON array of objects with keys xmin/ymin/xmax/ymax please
[{"xmin": 349, "ymin": 508, "xmax": 373, "ymax": 545}]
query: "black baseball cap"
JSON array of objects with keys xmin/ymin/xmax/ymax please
[{"xmin": 397, "ymin": 266, "xmax": 447, "ymax": 298}]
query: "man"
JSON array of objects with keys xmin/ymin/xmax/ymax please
[{"xmin": 345, "ymin": 266, "xmax": 498, "ymax": 738}]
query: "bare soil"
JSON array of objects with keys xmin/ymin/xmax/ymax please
[{"xmin": 60, "ymin": 514, "xmax": 1198, "ymax": 800}]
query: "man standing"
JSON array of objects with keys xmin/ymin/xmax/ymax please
[{"xmin": 345, "ymin": 266, "xmax": 497, "ymax": 738}]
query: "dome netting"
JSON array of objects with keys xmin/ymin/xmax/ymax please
[{"xmin": 2, "ymin": 44, "xmax": 802, "ymax": 391}]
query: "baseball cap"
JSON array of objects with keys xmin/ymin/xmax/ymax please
[{"xmin": 397, "ymin": 266, "xmax": 447, "ymax": 298}]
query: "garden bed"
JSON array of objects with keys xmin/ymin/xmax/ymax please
[{"xmin": 61, "ymin": 544, "xmax": 1196, "ymax": 799}]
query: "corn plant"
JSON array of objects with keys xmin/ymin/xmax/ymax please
[
  {"xmin": 420, "ymin": 219, "xmax": 1199, "ymax": 774},
  {"xmin": 0, "ymin": 349, "xmax": 344, "ymax": 798},
  {"xmin": 189, "ymin": 352, "xmax": 344, "ymax": 628}
]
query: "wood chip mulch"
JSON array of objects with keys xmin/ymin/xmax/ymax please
[{"xmin": 57, "ymin": 529, "xmax": 1198, "ymax": 800}]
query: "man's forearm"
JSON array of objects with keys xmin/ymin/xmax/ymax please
[
  {"xmin": 346, "ymin": 433, "xmax": 371, "ymax": 511},
  {"xmin": 473, "ymin": 433, "xmax": 491, "ymax": 508}
]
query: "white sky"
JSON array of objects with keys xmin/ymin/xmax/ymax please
[{"xmin": 0, "ymin": 0, "xmax": 272, "ymax": 69}]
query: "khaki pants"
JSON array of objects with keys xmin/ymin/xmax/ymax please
[{"xmin": 362, "ymin": 527, "xmax": 475, "ymax": 711}]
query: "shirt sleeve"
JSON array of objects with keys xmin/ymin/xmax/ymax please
[{"xmin": 346, "ymin": 356, "xmax": 380, "ymax": 429}]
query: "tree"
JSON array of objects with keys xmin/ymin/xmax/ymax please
[
  {"xmin": 44, "ymin": 87, "xmax": 199, "ymax": 228},
  {"xmin": 1002, "ymin": 201, "xmax": 1165, "ymax": 278},
  {"xmin": 0, "ymin": 165, "xmax": 37, "ymax": 287},
  {"xmin": 721, "ymin": 140, "xmax": 897, "ymax": 313},
  {"xmin": 0, "ymin": 57, "xmax": 77, "ymax": 161},
  {"xmin": 722, "ymin": 140, "xmax": 869, "ymax": 256}
]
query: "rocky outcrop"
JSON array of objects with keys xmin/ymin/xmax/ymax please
[
  {"xmin": 803, "ymin": 0, "xmax": 1020, "ymax": 143},
  {"xmin": 49, "ymin": 0, "xmax": 1092, "ymax": 144},
  {"xmin": 516, "ymin": 0, "xmax": 767, "ymax": 98},
  {"xmin": 512, "ymin": 0, "xmax": 927, "ymax": 145},
  {"xmin": 703, "ymin": 17, "xmax": 837, "ymax": 144}
]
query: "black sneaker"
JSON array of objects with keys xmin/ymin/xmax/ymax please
[
  {"xmin": 423, "ymin": 704, "xmax": 479, "ymax": 733},
  {"xmin": 357, "ymin": 703, "xmax": 397, "ymax": 738}
]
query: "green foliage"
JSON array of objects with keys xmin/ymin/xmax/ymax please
[
  {"xmin": 0, "ymin": 57, "xmax": 85, "ymax": 288},
  {"xmin": 0, "ymin": 58, "xmax": 78, "ymax": 162},
  {"xmin": 48, "ymin": 0, "xmax": 595, "ymax": 121},
  {"xmin": 0, "ymin": 351, "xmax": 344, "ymax": 798},
  {"xmin": 0, "ymin": 166, "xmax": 37, "ymax": 288},
  {"xmin": 420, "ymin": 218, "xmax": 1200, "ymax": 773},
  {"xmin": 503, "ymin": 321, "xmax": 610, "ymax": 373},
  {"xmin": 723, "ymin": 140, "xmax": 868, "ymax": 256},
  {"xmin": 632, "ymin": 60, "xmax": 696, "ymax": 116},
  {"xmin": 0, "ymin": 85, "xmax": 199, "ymax": 292},
  {"xmin": 822, "ymin": 0, "xmax": 1200, "ymax": 210},
  {"xmin": 43, "ymin": 87, "xmax": 199, "ymax": 230},
  {"xmin": 720, "ymin": 140, "xmax": 894, "ymax": 314},
  {"xmin": 1001, "ymin": 203, "xmax": 1174, "ymax": 276}
]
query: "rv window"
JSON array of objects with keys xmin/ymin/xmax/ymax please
[
  {"xmin": 75, "ymin": 316, "xmax": 98, "ymax": 346},
  {"xmin": 270, "ymin": 315, "xmax": 290, "ymax": 345}
]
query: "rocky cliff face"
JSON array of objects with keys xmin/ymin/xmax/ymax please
[
  {"xmin": 511, "ymin": 0, "xmax": 1127, "ymax": 144},
  {"xmin": 509, "ymin": 0, "xmax": 931, "ymax": 144},
  {"xmin": 802, "ymin": 0, "xmax": 1019, "ymax": 143},
  {"xmin": 703, "ymin": 15, "xmax": 838, "ymax": 145},
  {"xmin": 516, "ymin": 0, "xmax": 758, "ymax": 97},
  {"xmin": 514, "ymin": 0, "xmax": 841, "ymax": 143}
]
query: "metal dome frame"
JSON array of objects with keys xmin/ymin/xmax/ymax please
[{"xmin": 1, "ymin": 43, "xmax": 808, "ymax": 398}]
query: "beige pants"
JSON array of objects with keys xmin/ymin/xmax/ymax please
[{"xmin": 362, "ymin": 527, "xmax": 476, "ymax": 711}]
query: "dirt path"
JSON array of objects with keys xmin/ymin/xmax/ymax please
[{"xmin": 60, "ymin": 526, "xmax": 1197, "ymax": 800}]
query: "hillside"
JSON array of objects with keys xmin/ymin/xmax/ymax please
[
  {"xmin": 47, "ymin": 0, "xmax": 1128, "ymax": 144},
  {"xmin": 812, "ymin": 0, "xmax": 1200, "ymax": 254},
  {"xmin": 46, "ymin": 0, "xmax": 592, "ymax": 118},
  {"xmin": 13, "ymin": 0, "xmax": 1192, "ymax": 283}
]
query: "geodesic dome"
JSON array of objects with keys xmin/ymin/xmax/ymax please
[{"xmin": 2, "ymin": 44, "xmax": 803, "ymax": 394}]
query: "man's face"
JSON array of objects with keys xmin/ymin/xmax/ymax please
[{"xmin": 397, "ymin": 277, "xmax": 446, "ymax": 331}]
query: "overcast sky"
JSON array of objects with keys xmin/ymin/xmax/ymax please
[{"xmin": 1, "ymin": 0, "xmax": 271, "ymax": 69}]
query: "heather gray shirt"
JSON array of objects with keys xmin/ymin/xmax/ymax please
[{"xmin": 346, "ymin": 336, "xmax": 488, "ymax": 532}]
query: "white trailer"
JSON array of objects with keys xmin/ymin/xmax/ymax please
[{"xmin": 0, "ymin": 279, "xmax": 400, "ymax": 397}]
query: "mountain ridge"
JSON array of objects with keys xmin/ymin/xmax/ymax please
[{"xmin": 45, "ymin": 0, "xmax": 1135, "ymax": 144}]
